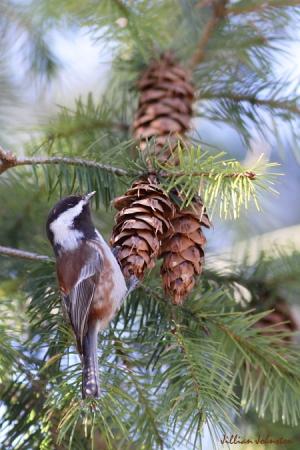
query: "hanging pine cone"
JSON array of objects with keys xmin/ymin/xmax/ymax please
[
  {"xmin": 110, "ymin": 175, "xmax": 175, "ymax": 280},
  {"xmin": 133, "ymin": 51, "xmax": 194, "ymax": 161},
  {"xmin": 160, "ymin": 197, "xmax": 211, "ymax": 304}
]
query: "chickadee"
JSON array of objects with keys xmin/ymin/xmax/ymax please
[{"xmin": 46, "ymin": 192, "xmax": 129, "ymax": 399}]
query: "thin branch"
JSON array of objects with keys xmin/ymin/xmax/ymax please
[
  {"xmin": 0, "ymin": 146, "xmax": 129, "ymax": 176},
  {"xmin": 161, "ymin": 169, "xmax": 256, "ymax": 180},
  {"xmin": 0, "ymin": 146, "xmax": 259, "ymax": 180},
  {"xmin": 212, "ymin": 318, "xmax": 296, "ymax": 378},
  {"xmin": 228, "ymin": 0, "xmax": 300, "ymax": 15},
  {"xmin": 200, "ymin": 92, "xmax": 300, "ymax": 115},
  {"xmin": 142, "ymin": 286, "xmax": 296, "ymax": 379},
  {"xmin": 171, "ymin": 325, "xmax": 202, "ymax": 398},
  {"xmin": 0, "ymin": 245, "xmax": 52, "ymax": 262},
  {"xmin": 189, "ymin": 0, "xmax": 229, "ymax": 69},
  {"xmin": 113, "ymin": 336, "xmax": 164, "ymax": 446}
]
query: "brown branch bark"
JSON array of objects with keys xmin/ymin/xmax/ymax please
[
  {"xmin": 189, "ymin": 0, "xmax": 229, "ymax": 69},
  {"xmin": 0, "ymin": 245, "xmax": 52, "ymax": 262},
  {"xmin": 0, "ymin": 146, "xmax": 129, "ymax": 176}
]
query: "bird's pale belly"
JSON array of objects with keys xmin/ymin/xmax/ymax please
[
  {"xmin": 88, "ymin": 251, "xmax": 126, "ymax": 330},
  {"xmin": 89, "ymin": 299, "xmax": 115, "ymax": 330}
]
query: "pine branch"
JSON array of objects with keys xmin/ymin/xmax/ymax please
[
  {"xmin": 213, "ymin": 319, "xmax": 292, "ymax": 377},
  {"xmin": 0, "ymin": 245, "xmax": 51, "ymax": 262},
  {"xmin": 200, "ymin": 92, "xmax": 300, "ymax": 115},
  {"xmin": 189, "ymin": 0, "xmax": 229, "ymax": 69},
  {"xmin": 150, "ymin": 146, "xmax": 279, "ymax": 218},
  {"xmin": 171, "ymin": 324, "xmax": 202, "ymax": 400},
  {"xmin": 47, "ymin": 118, "xmax": 130, "ymax": 140},
  {"xmin": 112, "ymin": 0, "xmax": 130, "ymax": 17},
  {"xmin": 210, "ymin": 314, "xmax": 300, "ymax": 425},
  {"xmin": 1, "ymin": 2, "xmax": 300, "ymax": 448},
  {"xmin": 0, "ymin": 145, "xmax": 260, "ymax": 183},
  {"xmin": 0, "ymin": 146, "xmax": 129, "ymax": 177},
  {"xmin": 29, "ymin": 94, "xmax": 131, "ymax": 164},
  {"xmin": 113, "ymin": 337, "xmax": 164, "ymax": 448},
  {"xmin": 228, "ymin": 0, "xmax": 300, "ymax": 15},
  {"xmin": 163, "ymin": 169, "xmax": 256, "ymax": 180}
]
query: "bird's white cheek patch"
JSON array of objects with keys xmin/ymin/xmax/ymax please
[{"xmin": 50, "ymin": 201, "xmax": 84, "ymax": 250}]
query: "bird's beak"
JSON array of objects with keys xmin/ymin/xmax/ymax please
[{"xmin": 84, "ymin": 191, "xmax": 96, "ymax": 203}]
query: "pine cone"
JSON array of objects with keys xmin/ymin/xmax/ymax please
[
  {"xmin": 160, "ymin": 197, "xmax": 211, "ymax": 304},
  {"xmin": 110, "ymin": 175, "xmax": 175, "ymax": 280},
  {"xmin": 133, "ymin": 52, "xmax": 194, "ymax": 161}
]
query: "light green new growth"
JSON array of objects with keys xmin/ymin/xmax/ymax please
[{"xmin": 150, "ymin": 145, "xmax": 280, "ymax": 219}]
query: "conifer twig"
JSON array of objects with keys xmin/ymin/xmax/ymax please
[
  {"xmin": 0, "ymin": 145, "xmax": 260, "ymax": 181},
  {"xmin": 162, "ymin": 169, "xmax": 256, "ymax": 179},
  {"xmin": 0, "ymin": 146, "xmax": 129, "ymax": 176},
  {"xmin": 190, "ymin": 0, "xmax": 228, "ymax": 69},
  {"xmin": 113, "ymin": 336, "xmax": 164, "ymax": 446},
  {"xmin": 227, "ymin": 0, "xmax": 300, "ymax": 15},
  {"xmin": 0, "ymin": 245, "xmax": 52, "ymax": 262},
  {"xmin": 200, "ymin": 92, "xmax": 300, "ymax": 114},
  {"xmin": 47, "ymin": 119, "xmax": 129, "ymax": 140}
]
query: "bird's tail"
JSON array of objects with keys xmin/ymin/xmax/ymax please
[{"xmin": 82, "ymin": 324, "xmax": 100, "ymax": 399}]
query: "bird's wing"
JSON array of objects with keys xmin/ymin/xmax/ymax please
[{"xmin": 62, "ymin": 245, "xmax": 102, "ymax": 353}]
